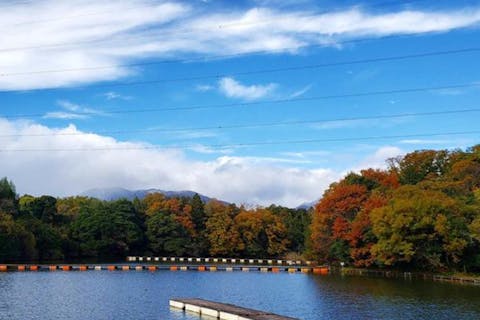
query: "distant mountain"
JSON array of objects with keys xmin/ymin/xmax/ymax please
[
  {"xmin": 296, "ymin": 200, "xmax": 318, "ymax": 210},
  {"xmin": 80, "ymin": 187, "xmax": 220, "ymax": 203}
]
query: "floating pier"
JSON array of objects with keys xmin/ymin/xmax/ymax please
[
  {"xmin": 0, "ymin": 263, "xmax": 329, "ymax": 274},
  {"xmin": 0, "ymin": 256, "xmax": 330, "ymax": 274},
  {"xmin": 170, "ymin": 298, "xmax": 298, "ymax": 320},
  {"xmin": 127, "ymin": 256, "xmax": 311, "ymax": 266}
]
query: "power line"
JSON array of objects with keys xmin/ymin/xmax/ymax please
[
  {"xmin": 1, "ymin": 107, "xmax": 480, "ymax": 138},
  {"xmin": 2, "ymin": 82, "xmax": 479, "ymax": 119},
  {"xmin": 1, "ymin": 46, "xmax": 478, "ymax": 78},
  {"xmin": 1, "ymin": 130, "xmax": 478, "ymax": 152},
  {"xmin": 2, "ymin": 61, "xmax": 478, "ymax": 94}
]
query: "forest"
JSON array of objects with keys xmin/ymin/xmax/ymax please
[
  {"xmin": 0, "ymin": 181, "xmax": 309, "ymax": 263},
  {"xmin": 1, "ymin": 145, "xmax": 480, "ymax": 272}
]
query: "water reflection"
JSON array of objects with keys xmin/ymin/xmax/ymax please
[{"xmin": 0, "ymin": 272, "xmax": 478, "ymax": 320}]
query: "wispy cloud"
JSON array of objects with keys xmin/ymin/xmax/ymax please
[
  {"xmin": 43, "ymin": 100, "xmax": 103, "ymax": 120},
  {"xmin": 2, "ymin": 1, "xmax": 480, "ymax": 90},
  {"xmin": 144, "ymin": 126, "xmax": 219, "ymax": 140},
  {"xmin": 218, "ymin": 77, "xmax": 277, "ymax": 100},
  {"xmin": 233, "ymin": 156, "xmax": 312, "ymax": 165},
  {"xmin": 400, "ymin": 139, "xmax": 458, "ymax": 145},
  {"xmin": 175, "ymin": 130, "xmax": 218, "ymax": 139},
  {"xmin": 310, "ymin": 117, "xmax": 412, "ymax": 130},
  {"xmin": 195, "ymin": 84, "xmax": 214, "ymax": 92},
  {"xmin": 281, "ymin": 150, "xmax": 331, "ymax": 159},
  {"xmin": 432, "ymin": 88, "xmax": 466, "ymax": 96},
  {"xmin": 310, "ymin": 118, "xmax": 379, "ymax": 130},
  {"xmin": 289, "ymin": 84, "xmax": 312, "ymax": 98},
  {"xmin": 189, "ymin": 144, "xmax": 234, "ymax": 154},
  {"xmin": 43, "ymin": 112, "xmax": 88, "ymax": 120},
  {"xmin": 103, "ymin": 91, "xmax": 132, "ymax": 100}
]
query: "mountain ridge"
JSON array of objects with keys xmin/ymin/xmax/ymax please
[{"xmin": 80, "ymin": 187, "xmax": 219, "ymax": 203}]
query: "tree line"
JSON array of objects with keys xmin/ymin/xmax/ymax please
[
  {"xmin": 0, "ymin": 182, "xmax": 310, "ymax": 262},
  {"xmin": 1, "ymin": 144, "xmax": 479, "ymax": 272}
]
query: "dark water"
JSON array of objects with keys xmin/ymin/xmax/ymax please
[{"xmin": 0, "ymin": 271, "xmax": 479, "ymax": 319}]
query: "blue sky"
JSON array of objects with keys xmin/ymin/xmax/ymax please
[{"xmin": 1, "ymin": 0, "xmax": 480, "ymax": 206}]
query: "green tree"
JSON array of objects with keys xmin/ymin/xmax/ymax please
[
  {"xmin": 70, "ymin": 201, "xmax": 143, "ymax": 258},
  {"xmin": 268, "ymin": 205, "xmax": 312, "ymax": 253},
  {"xmin": 0, "ymin": 177, "xmax": 17, "ymax": 215},
  {"xmin": 146, "ymin": 211, "xmax": 189, "ymax": 256},
  {"xmin": 371, "ymin": 186, "xmax": 470, "ymax": 270},
  {"xmin": 388, "ymin": 150, "xmax": 450, "ymax": 185},
  {"xmin": 0, "ymin": 212, "xmax": 36, "ymax": 262},
  {"xmin": 19, "ymin": 195, "xmax": 59, "ymax": 224}
]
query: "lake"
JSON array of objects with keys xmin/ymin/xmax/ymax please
[{"xmin": 0, "ymin": 270, "xmax": 479, "ymax": 319}]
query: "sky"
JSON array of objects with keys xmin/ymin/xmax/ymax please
[{"xmin": 1, "ymin": 0, "xmax": 480, "ymax": 207}]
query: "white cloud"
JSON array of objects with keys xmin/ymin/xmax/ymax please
[
  {"xmin": 0, "ymin": 0, "xmax": 189, "ymax": 90},
  {"xmin": 351, "ymin": 146, "xmax": 404, "ymax": 172},
  {"xmin": 0, "ymin": 118, "xmax": 341, "ymax": 207},
  {"xmin": 218, "ymin": 77, "xmax": 277, "ymax": 100},
  {"xmin": 1, "ymin": 2, "xmax": 480, "ymax": 90}
]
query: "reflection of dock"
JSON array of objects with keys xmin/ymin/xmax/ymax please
[
  {"xmin": 0, "ymin": 263, "xmax": 329, "ymax": 274},
  {"xmin": 170, "ymin": 298, "xmax": 298, "ymax": 320}
]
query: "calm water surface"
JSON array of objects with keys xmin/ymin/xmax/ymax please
[{"xmin": 0, "ymin": 271, "xmax": 479, "ymax": 319}]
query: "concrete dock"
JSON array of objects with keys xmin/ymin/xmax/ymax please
[{"xmin": 170, "ymin": 298, "xmax": 298, "ymax": 320}]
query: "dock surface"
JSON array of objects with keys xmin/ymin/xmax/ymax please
[{"xmin": 170, "ymin": 298, "xmax": 298, "ymax": 320}]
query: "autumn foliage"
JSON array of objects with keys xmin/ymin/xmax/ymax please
[{"xmin": 311, "ymin": 145, "xmax": 480, "ymax": 271}]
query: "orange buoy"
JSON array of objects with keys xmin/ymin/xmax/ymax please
[
  {"xmin": 313, "ymin": 267, "xmax": 329, "ymax": 274},
  {"xmin": 271, "ymin": 267, "xmax": 280, "ymax": 273},
  {"xmin": 122, "ymin": 266, "xmax": 130, "ymax": 271},
  {"xmin": 30, "ymin": 265, "xmax": 38, "ymax": 271},
  {"xmin": 209, "ymin": 266, "xmax": 217, "ymax": 272},
  {"xmin": 148, "ymin": 266, "xmax": 156, "ymax": 272},
  {"xmin": 79, "ymin": 265, "xmax": 88, "ymax": 271},
  {"xmin": 18, "ymin": 265, "xmax": 26, "ymax": 271},
  {"xmin": 0, "ymin": 265, "xmax": 7, "ymax": 272},
  {"xmin": 198, "ymin": 266, "xmax": 206, "ymax": 271},
  {"xmin": 170, "ymin": 266, "xmax": 178, "ymax": 271},
  {"xmin": 301, "ymin": 268, "xmax": 310, "ymax": 273},
  {"xmin": 107, "ymin": 265, "xmax": 116, "ymax": 271},
  {"xmin": 62, "ymin": 265, "xmax": 71, "ymax": 271},
  {"xmin": 49, "ymin": 265, "xmax": 57, "ymax": 271},
  {"xmin": 288, "ymin": 268, "xmax": 296, "ymax": 273}
]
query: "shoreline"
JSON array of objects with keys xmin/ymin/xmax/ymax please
[
  {"xmin": 338, "ymin": 267, "xmax": 480, "ymax": 286},
  {"xmin": 2, "ymin": 258, "xmax": 479, "ymax": 286}
]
